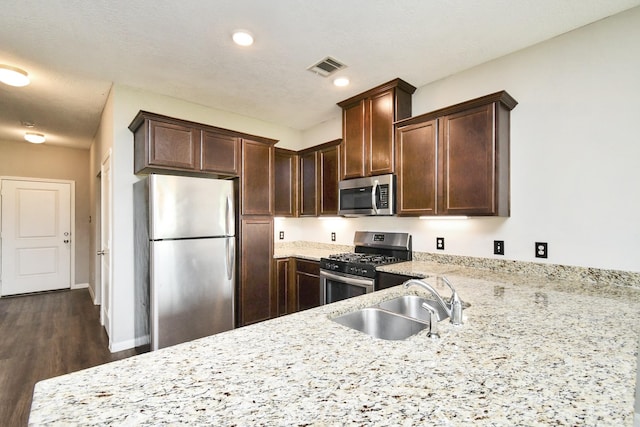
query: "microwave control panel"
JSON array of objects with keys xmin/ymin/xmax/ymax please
[{"xmin": 378, "ymin": 184, "xmax": 389, "ymax": 208}]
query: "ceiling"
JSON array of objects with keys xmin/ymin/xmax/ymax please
[{"xmin": 1, "ymin": 0, "xmax": 638, "ymax": 149}]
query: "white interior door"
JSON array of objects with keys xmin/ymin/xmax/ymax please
[
  {"xmin": 100, "ymin": 153, "xmax": 113, "ymax": 338},
  {"xmin": 1, "ymin": 179, "xmax": 72, "ymax": 296}
]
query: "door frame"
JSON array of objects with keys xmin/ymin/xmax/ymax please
[
  {"xmin": 99, "ymin": 150, "xmax": 113, "ymax": 343},
  {"xmin": 0, "ymin": 176, "xmax": 76, "ymax": 295}
]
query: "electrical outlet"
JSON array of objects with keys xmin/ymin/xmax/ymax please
[
  {"xmin": 535, "ymin": 242, "xmax": 548, "ymax": 258},
  {"xmin": 279, "ymin": 231, "xmax": 284, "ymax": 240},
  {"xmin": 331, "ymin": 232, "xmax": 336, "ymax": 242},
  {"xmin": 494, "ymin": 240, "xmax": 505, "ymax": 255},
  {"xmin": 436, "ymin": 237, "xmax": 445, "ymax": 250}
]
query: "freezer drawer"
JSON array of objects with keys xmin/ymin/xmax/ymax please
[{"xmin": 150, "ymin": 237, "xmax": 235, "ymax": 350}]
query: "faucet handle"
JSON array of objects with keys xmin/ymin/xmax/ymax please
[
  {"xmin": 441, "ymin": 276, "xmax": 464, "ymax": 325},
  {"xmin": 421, "ymin": 302, "xmax": 440, "ymax": 338}
]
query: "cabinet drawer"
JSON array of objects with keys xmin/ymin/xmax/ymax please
[{"xmin": 295, "ymin": 259, "xmax": 320, "ymax": 275}]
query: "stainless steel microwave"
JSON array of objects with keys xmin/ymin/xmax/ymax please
[{"xmin": 338, "ymin": 174, "xmax": 395, "ymax": 216}]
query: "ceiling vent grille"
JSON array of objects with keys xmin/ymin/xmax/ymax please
[{"xmin": 307, "ymin": 56, "xmax": 347, "ymax": 77}]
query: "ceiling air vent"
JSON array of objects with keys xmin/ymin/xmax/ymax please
[{"xmin": 307, "ymin": 56, "xmax": 347, "ymax": 77}]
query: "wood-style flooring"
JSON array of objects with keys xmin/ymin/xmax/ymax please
[{"xmin": 0, "ymin": 289, "xmax": 145, "ymax": 426}]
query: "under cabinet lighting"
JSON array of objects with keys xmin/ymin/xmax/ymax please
[
  {"xmin": 24, "ymin": 132, "xmax": 45, "ymax": 144},
  {"xmin": 0, "ymin": 64, "xmax": 30, "ymax": 87},
  {"xmin": 419, "ymin": 216, "xmax": 469, "ymax": 220}
]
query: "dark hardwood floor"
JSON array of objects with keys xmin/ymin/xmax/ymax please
[{"xmin": 0, "ymin": 289, "xmax": 145, "ymax": 426}]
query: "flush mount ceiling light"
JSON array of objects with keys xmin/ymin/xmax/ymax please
[
  {"xmin": 0, "ymin": 64, "xmax": 30, "ymax": 87},
  {"xmin": 232, "ymin": 30, "xmax": 254, "ymax": 47},
  {"xmin": 333, "ymin": 77, "xmax": 350, "ymax": 87},
  {"xmin": 24, "ymin": 132, "xmax": 45, "ymax": 144}
]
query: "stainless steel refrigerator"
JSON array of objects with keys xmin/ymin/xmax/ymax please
[{"xmin": 134, "ymin": 174, "xmax": 235, "ymax": 351}]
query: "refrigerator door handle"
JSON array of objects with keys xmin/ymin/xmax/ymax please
[
  {"xmin": 225, "ymin": 195, "xmax": 233, "ymax": 236},
  {"xmin": 225, "ymin": 237, "xmax": 235, "ymax": 280}
]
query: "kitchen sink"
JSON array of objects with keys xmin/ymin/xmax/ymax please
[
  {"xmin": 332, "ymin": 307, "xmax": 429, "ymax": 340},
  {"xmin": 377, "ymin": 295, "xmax": 449, "ymax": 323}
]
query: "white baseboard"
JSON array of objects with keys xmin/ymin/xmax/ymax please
[
  {"xmin": 71, "ymin": 282, "xmax": 89, "ymax": 290},
  {"xmin": 109, "ymin": 335, "xmax": 149, "ymax": 353},
  {"xmin": 86, "ymin": 284, "xmax": 97, "ymax": 303}
]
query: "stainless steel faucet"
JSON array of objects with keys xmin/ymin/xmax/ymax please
[{"xmin": 404, "ymin": 277, "xmax": 464, "ymax": 326}]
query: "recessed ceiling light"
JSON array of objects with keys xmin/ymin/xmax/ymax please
[
  {"xmin": 232, "ymin": 30, "xmax": 254, "ymax": 47},
  {"xmin": 0, "ymin": 64, "xmax": 30, "ymax": 87},
  {"xmin": 333, "ymin": 77, "xmax": 350, "ymax": 87},
  {"xmin": 24, "ymin": 132, "xmax": 45, "ymax": 144}
]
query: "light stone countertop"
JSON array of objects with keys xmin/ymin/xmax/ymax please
[{"xmin": 30, "ymin": 263, "xmax": 640, "ymax": 426}]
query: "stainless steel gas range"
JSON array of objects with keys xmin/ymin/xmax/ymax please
[{"xmin": 319, "ymin": 231, "xmax": 412, "ymax": 305}]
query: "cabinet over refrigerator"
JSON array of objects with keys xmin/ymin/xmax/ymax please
[{"xmin": 134, "ymin": 174, "xmax": 236, "ymax": 351}]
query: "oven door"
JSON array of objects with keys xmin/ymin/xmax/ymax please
[{"xmin": 320, "ymin": 270, "xmax": 375, "ymax": 305}]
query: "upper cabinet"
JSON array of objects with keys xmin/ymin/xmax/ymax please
[
  {"xmin": 241, "ymin": 139, "xmax": 276, "ymax": 216},
  {"xmin": 274, "ymin": 148, "xmax": 298, "ymax": 217},
  {"xmin": 201, "ymin": 130, "xmax": 240, "ymax": 175},
  {"xmin": 298, "ymin": 139, "xmax": 341, "ymax": 217},
  {"xmin": 130, "ymin": 111, "xmax": 242, "ymax": 176},
  {"xmin": 338, "ymin": 78, "xmax": 416, "ymax": 179},
  {"xmin": 395, "ymin": 91, "xmax": 518, "ymax": 217}
]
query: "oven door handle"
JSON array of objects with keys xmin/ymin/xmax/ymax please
[{"xmin": 320, "ymin": 270, "xmax": 375, "ymax": 287}]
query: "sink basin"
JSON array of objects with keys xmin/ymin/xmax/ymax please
[
  {"xmin": 377, "ymin": 295, "xmax": 449, "ymax": 323},
  {"xmin": 332, "ymin": 307, "xmax": 429, "ymax": 340}
]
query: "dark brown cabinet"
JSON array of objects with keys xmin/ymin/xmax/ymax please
[
  {"xmin": 395, "ymin": 91, "xmax": 517, "ymax": 217},
  {"xmin": 294, "ymin": 259, "xmax": 321, "ymax": 311},
  {"xmin": 395, "ymin": 119, "xmax": 438, "ymax": 216},
  {"xmin": 299, "ymin": 150, "xmax": 318, "ymax": 216},
  {"xmin": 130, "ymin": 111, "xmax": 241, "ymax": 176},
  {"xmin": 274, "ymin": 148, "xmax": 298, "ymax": 217},
  {"xmin": 298, "ymin": 139, "xmax": 341, "ymax": 217},
  {"xmin": 318, "ymin": 142, "xmax": 340, "ymax": 215},
  {"xmin": 376, "ymin": 271, "xmax": 418, "ymax": 290},
  {"xmin": 274, "ymin": 258, "xmax": 291, "ymax": 316},
  {"xmin": 273, "ymin": 258, "xmax": 321, "ymax": 314},
  {"xmin": 241, "ymin": 139, "xmax": 275, "ymax": 216},
  {"xmin": 238, "ymin": 217, "xmax": 274, "ymax": 326},
  {"xmin": 338, "ymin": 79, "xmax": 416, "ymax": 179},
  {"xmin": 201, "ymin": 130, "xmax": 240, "ymax": 175}
]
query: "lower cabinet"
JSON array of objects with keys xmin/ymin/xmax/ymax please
[
  {"xmin": 376, "ymin": 271, "xmax": 418, "ymax": 291},
  {"xmin": 273, "ymin": 258, "xmax": 321, "ymax": 315},
  {"xmin": 294, "ymin": 259, "xmax": 321, "ymax": 311},
  {"xmin": 238, "ymin": 217, "xmax": 274, "ymax": 326}
]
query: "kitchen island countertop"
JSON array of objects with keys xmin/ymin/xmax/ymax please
[{"xmin": 29, "ymin": 260, "xmax": 640, "ymax": 426}]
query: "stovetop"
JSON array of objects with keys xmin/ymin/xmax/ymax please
[
  {"xmin": 320, "ymin": 231, "xmax": 412, "ymax": 279},
  {"xmin": 326, "ymin": 252, "xmax": 402, "ymax": 265}
]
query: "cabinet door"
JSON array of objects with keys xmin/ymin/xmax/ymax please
[
  {"xmin": 318, "ymin": 145, "xmax": 340, "ymax": 215},
  {"xmin": 341, "ymin": 100, "xmax": 366, "ymax": 179},
  {"xmin": 239, "ymin": 217, "xmax": 274, "ymax": 326},
  {"xmin": 241, "ymin": 140, "xmax": 274, "ymax": 215},
  {"xmin": 396, "ymin": 119, "xmax": 438, "ymax": 215},
  {"xmin": 275, "ymin": 258, "xmax": 290, "ymax": 316},
  {"xmin": 299, "ymin": 151, "xmax": 318, "ymax": 216},
  {"xmin": 201, "ymin": 130, "xmax": 240, "ymax": 175},
  {"xmin": 376, "ymin": 272, "xmax": 417, "ymax": 290},
  {"xmin": 295, "ymin": 259, "xmax": 320, "ymax": 311},
  {"xmin": 148, "ymin": 120, "xmax": 200, "ymax": 170},
  {"xmin": 274, "ymin": 149, "xmax": 298, "ymax": 217},
  {"xmin": 368, "ymin": 90, "xmax": 395, "ymax": 176},
  {"xmin": 441, "ymin": 104, "xmax": 497, "ymax": 215}
]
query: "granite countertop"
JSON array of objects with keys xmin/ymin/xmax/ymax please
[{"xmin": 30, "ymin": 258, "xmax": 640, "ymax": 426}]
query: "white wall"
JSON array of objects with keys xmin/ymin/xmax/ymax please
[
  {"xmin": 278, "ymin": 7, "xmax": 640, "ymax": 273},
  {"xmin": 95, "ymin": 85, "xmax": 303, "ymax": 351}
]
